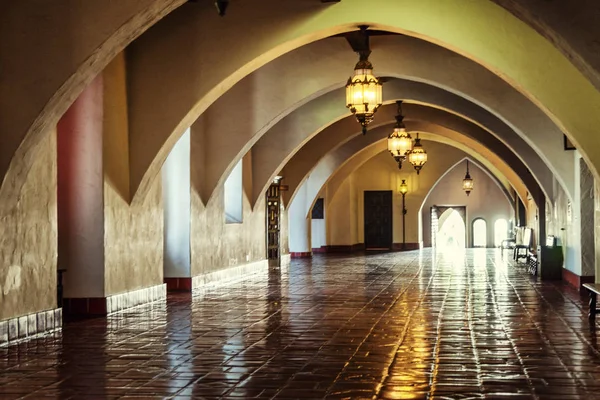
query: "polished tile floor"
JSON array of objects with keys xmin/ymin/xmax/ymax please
[{"xmin": 2, "ymin": 249, "xmax": 600, "ymax": 399}]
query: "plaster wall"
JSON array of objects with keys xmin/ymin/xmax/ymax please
[
  {"xmin": 311, "ymin": 219, "xmax": 326, "ymax": 250},
  {"xmin": 0, "ymin": 131, "xmax": 57, "ymax": 321},
  {"xmin": 289, "ymin": 183, "xmax": 311, "ymax": 253},
  {"xmin": 280, "ymin": 200, "xmax": 290, "ymax": 256},
  {"xmin": 546, "ymin": 176, "xmax": 575, "ymax": 272},
  {"xmin": 104, "ymin": 177, "xmax": 163, "ymax": 295},
  {"xmin": 103, "ymin": 55, "xmax": 164, "ymax": 296},
  {"xmin": 421, "ymin": 160, "xmax": 512, "ymax": 248},
  {"xmin": 190, "ymin": 147, "xmax": 266, "ymax": 276},
  {"xmin": 162, "ymin": 129, "xmax": 191, "ymax": 278},
  {"xmin": 326, "ymin": 178, "xmax": 358, "ymax": 246}
]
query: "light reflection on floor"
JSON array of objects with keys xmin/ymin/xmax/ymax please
[{"xmin": 0, "ymin": 249, "xmax": 598, "ymax": 399}]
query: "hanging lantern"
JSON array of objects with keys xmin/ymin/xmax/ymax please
[
  {"xmin": 408, "ymin": 133, "xmax": 427, "ymax": 174},
  {"xmin": 345, "ymin": 27, "xmax": 383, "ymax": 135},
  {"xmin": 462, "ymin": 160, "xmax": 474, "ymax": 196},
  {"xmin": 387, "ymin": 101, "xmax": 412, "ymax": 168},
  {"xmin": 399, "ymin": 179, "xmax": 408, "ymax": 195}
]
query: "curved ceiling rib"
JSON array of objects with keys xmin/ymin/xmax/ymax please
[
  {"xmin": 273, "ymin": 103, "xmax": 543, "ymax": 210},
  {"xmin": 297, "ymin": 137, "xmax": 518, "ymax": 222},
  {"xmin": 130, "ymin": 28, "xmax": 577, "ymax": 205},
  {"xmin": 417, "ymin": 157, "xmax": 514, "ymax": 215},
  {"xmin": 286, "ymin": 125, "xmax": 531, "ymax": 221}
]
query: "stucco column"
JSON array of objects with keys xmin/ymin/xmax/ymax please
[
  {"xmin": 162, "ymin": 129, "xmax": 191, "ymax": 286},
  {"xmin": 595, "ymin": 179, "xmax": 600, "ymax": 283},
  {"xmin": 57, "ymin": 75, "xmax": 105, "ymax": 299},
  {"xmin": 288, "ymin": 183, "xmax": 311, "ymax": 257},
  {"xmin": 580, "ymin": 158, "xmax": 595, "ymax": 279},
  {"xmin": 564, "ymin": 153, "xmax": 583, "ymax": 276}
]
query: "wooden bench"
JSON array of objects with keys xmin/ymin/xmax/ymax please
[{"xmin": 583, "ymin": 283, "xmax": 600, "ymax": 320}]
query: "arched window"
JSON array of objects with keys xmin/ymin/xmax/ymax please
[
  {"xmin": 472, "ymin": 219, "xmax": 487, "ymax": 247},
  {"xmin": 494, "ymin": 219, "xmax": 508, "ymax": 247}
]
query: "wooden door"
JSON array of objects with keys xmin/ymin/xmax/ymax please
[{"xmin": 364, "ymin": 191, "xmax": 393, "ymax": 250}]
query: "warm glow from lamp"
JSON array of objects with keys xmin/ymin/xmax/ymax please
[
  {"xmin": 387, "ymin": 128, "xmax": 413, "ymax": 160},
  {"xmin": 408, "ymin": 134, "xmax": 427, "ymax": 174},
  {"xmin": 346, "ymin": 63, "xmax": 383, "ymax": 134},
  {"xmin": 399, "ymin": 179, "xmax": 408, "ymax": 195},
  {"xmin": 462, "ymin": 160, "xmax": 474, "ymax": 196}
]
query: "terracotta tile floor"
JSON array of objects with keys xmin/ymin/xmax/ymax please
[{"xmin": 2, "ymin": 249, "xmax": 600, "ymax": 399}]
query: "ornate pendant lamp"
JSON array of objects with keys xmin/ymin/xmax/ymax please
[
  {"xmin": 346, "ymin": 26, "xmax": 383, "ymax": 135},
  {"xmin": 408, "ymin": 133, "xmax": 427, "ymax": 174},
  {"xmin": 387, "ymin": 101, "xmax": 412, "ymax": 169},
  {"xmin": 462, "ymin": 160, "xmax": 474, "ymax": 196}
]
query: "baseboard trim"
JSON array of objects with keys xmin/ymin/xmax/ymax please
[
  {"xmin": 562, "ymin": 268, "xmax": 595, "ymax": 292},
  {"xmin": 391, "ymin": 243, "xmax": 420, "ymax": 251},
  {"xmin": 192, "ymin": 260, "xmax": 269, "ymax": 290},
  {"xmin": 0, "ymin": 308, "xmax": 62, "ymax": 347},
  {"xmin": 312, "ymin": 243, "xmax": 420, "ymax": 253},
  {"xmin": 290, "ymin": 252, "xmax": 312, "ymax": 258},
  {"xmin": 316, "ymin": 244, "xmax": 365, "ymax": 253},
  {"xmin": 63, "ymin": 283, "xmax": 166, "ymax": 316}
]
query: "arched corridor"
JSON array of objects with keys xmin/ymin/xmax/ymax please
[
  {"xmin": 2, "ymin": 249, "xmax": 599, "ymax": 398},
  {"xmin": 3, "ymin": 1, "xmax": 600, "ymax": 398}
]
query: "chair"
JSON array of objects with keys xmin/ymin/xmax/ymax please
[{"xmin": 513, "ymin": 227, "xmax": 532, "ymax": 262}]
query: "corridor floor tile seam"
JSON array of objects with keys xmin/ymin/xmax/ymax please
[
  {"xmin": 368, "ymin": 254, "xmax": 447, "ymax": 399},
  {"xmin": 494, "ymin": 256, "xmax": 588, "ymax": 394},
  {"xmin": 325, "ymin": 254, "xmax": 428, "ymax": 397}
]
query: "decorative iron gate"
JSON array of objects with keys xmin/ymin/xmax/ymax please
[{"xmin": 266, "ymin": 183, "xmax": 281, "ymax": 261}]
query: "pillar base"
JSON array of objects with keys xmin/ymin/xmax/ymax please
[
  {"xmin": 290, "ymin": 252, "xmax": 312, "ymax": 258},
  {"xmin": 562, "ymin": 268, "xmax": 595, "ymax": 292},
  {"xmin": 164, "ymin": 278, "xmax": 193, "ymax": 292},
  {"xmin": 63, "ymin": 284, "xmax": 166, "ymax": 316}
]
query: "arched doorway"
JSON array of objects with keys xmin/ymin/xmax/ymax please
[
  {"xmin": 494, "ymin": 219, "xmax": 509, "ymax": 248},
  {"xmin": 436, "ymin": 208, "xmax": 466, "ymax": 249},
  {"xmin": 472, "ymin": 218, "xmax": 487, "ymax": 248}
]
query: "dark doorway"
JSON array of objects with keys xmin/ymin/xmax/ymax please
[{"xmin": 364, "ymin": 191, "xmax": 393, "ymax": 250}]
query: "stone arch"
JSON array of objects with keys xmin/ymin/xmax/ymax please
[
  {"xmin": 250, "ymin": 79, "xmax": 558, "ymax": 210},
  {"xmin": 126, "ymin": 1, "xmax": 600, "ymax": 209},
  {"xmin": 171, "ymin": 36, "xmax": 569, "ymax": 209},
  {"xmin": 283, "ymin": 117, "xmax": 536, "ymax": 215},
  {"xmin": 293, "ymin": 131, "xmax": 527, "ymax": 224},
  {"xmin": 418, "ymin": 157, "xmax": 514, "ymax": 215},
  {"xmin": 4, "ymin": 0, "xmax": 600, "ymax": 215}
]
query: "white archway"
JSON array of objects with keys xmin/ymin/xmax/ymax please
[{"xmin": 437, "ymin": 208, "xmax": 466, "ymax": 249}]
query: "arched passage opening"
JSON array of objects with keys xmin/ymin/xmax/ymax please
[
  {"xmin": 472, "ymin": 218, "xmax": 487, "ymax": 248},
  {"xmin": 436, "ymin": 208, "xmax": 466, "ymax": 249},
  {"xmin": 494, "ymin": 218, "xmax": 509, "ymax": 248}
]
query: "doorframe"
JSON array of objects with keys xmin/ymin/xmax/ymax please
[{"xmin": 364, "ymin": 190, "xmax": 393, "ymax": 250}]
